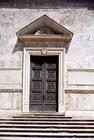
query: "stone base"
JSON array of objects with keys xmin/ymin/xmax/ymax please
[
  {"xmin": 0, "ymin": 110, "xmax": 21, "ymax": 118},
  {"xmin": 66, "ymin": 111, "xmax": 94, "ymax": 118}
]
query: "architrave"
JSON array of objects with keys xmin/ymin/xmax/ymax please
[{"xmin": 23, "ymin": 47, "xmax": 65, "ymax": 114}]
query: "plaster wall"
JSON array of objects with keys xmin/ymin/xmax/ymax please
[{"xmin": 0, "ymin": 7, "xmax": 94, "ymax": 116}]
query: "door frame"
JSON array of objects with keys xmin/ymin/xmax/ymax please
[{"xmin": 23, "ymin": 47, "xmax": 65, "ymax": 114}]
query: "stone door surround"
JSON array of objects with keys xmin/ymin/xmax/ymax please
[{"xmin": 23, "ymin": 47, "xmax": 65, "ymax": 113}]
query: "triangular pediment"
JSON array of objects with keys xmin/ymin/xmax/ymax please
[
  {"xmin": 17, "ymin": 15, "xmax": 73, "ymax": 43},
  {"xmin": 17, "ymin": 15, "xmax": 73, "ymax": 36}
]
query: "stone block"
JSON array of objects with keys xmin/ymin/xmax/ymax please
[
  {"xmin": 67, "ymin": 71, "xmax": 94, "ymax": 85},
  {"xmin": 66, "ymin": 93, "xmax": 94, "ymax": 111},
  {"xmin": 0, "ymin": 92, "xmax": 22, "ymax": 110},
  {"xmin": 0, "ymin": 69, "xmax": 22, "ymax": 88}
]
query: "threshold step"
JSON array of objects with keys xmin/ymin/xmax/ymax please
[
  {"xmin": 13, "ymin": 116, "xmax": 70, "ymax": 119},
  {"xmin": 17, "ymin": 113, "xmax": 65, "ymax": 115}
]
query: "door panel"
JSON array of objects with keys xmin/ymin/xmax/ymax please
[{"xmin": 30, "ymin": 56, "xmax": 58, "ymax": 112}]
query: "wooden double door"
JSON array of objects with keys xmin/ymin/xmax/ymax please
[{"xmin": 30, "ymin": 56, "xmax": 58, "ymax": 112}]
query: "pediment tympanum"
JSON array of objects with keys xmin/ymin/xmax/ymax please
[{"xmin": 16, "ymin": 15, "xmax": 73, "ymax": 43}]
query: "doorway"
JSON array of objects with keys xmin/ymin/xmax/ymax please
[{"xmin": 29, "ymin": 56, "xmax": 58, "ymax": 112}]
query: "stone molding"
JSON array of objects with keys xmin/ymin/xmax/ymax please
[
  {"xmin": 65, "ymin": 89, "xmax": 94, "ymax": 94},
  {"xmin": 68, "ymin": 69, "xmax": 94, "ymax": 72},
  {"xmin": 0, "ymin": 89, "xmax": 22, "ymax": 93},
  {"xmin": 18, "ymin": 35, "xmax": 72, "ymax": 43},
  {"xmin": 0, "ymin": 68, "xmax": 21, "ymax": 70},
  {"xmin": 0, "ymin": 88, "xmax": 94, "ymax": 94}
]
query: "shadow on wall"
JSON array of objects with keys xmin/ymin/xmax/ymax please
[
  {"xmin": 0, "ymin": 0, "xmax": 94, "ymax": 10},
  {"xmin": 12, "ymin": 40, "xmax": 24, "ymax": 54},
  {"xmin": 12, "ymin": 40, "xmax": 71, "ymax": 54}
]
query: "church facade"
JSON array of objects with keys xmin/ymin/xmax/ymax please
[{"xmin": 0, "ymin": 1, "xmax": 94, "ymax": 118}]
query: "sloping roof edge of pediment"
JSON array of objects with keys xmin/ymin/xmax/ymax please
[{"xmin": 16, "ymin": 15, "xmax": 73, "ymax": 37}]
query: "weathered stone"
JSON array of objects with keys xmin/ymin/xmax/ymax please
[
  {"xmin": 0, "ymin": 6, "xmax": 94, "ymax": 116},
  {"xmin": 66, "ymin": 93, "xmax": 94, "ymax": 111},
  {"xmin": 0, "ymin": 92, "xmax": 22, "ymax": 110}
]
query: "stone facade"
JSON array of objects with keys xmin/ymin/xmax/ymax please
[{"xmin": 0, "ymin": 1, "xmax": 94, "ymax": 117}]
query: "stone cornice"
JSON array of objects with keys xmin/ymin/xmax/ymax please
[{"xmin": 18, "ymin": 35, "xmax": 72, "ymax": 43}]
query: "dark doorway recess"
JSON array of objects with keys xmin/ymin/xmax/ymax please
[{"xmin": 30, "ymin": 56, "xmax": 59, "ymax": 112}]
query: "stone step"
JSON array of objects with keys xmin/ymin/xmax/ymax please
[
  {"xmin": 0, "ymin": 127, "xmax": 94, "ymax": 133},
  {"xmin": 13, "ymin": 113, "xmax": 67, "ymax": 117},
  {"xmin": 0, "ymin": 118, "xmax": 74, "ymax": 121},
  {"xmin": 0, "ymin": 132, "xmax": 94, "ymax": 138},
  {"xmin": 1, "ymin": 114, "xmax": 94, "ymax": 138},
  {"xmin": 0, "ymin": 138, "xmax": 89, "ymax": 140},
  {"xmin": 1, "ymin": 118, "xmax": 94, "ymax": 121},
  {"xmin": 0, "ymin": 124, "xmax": 94, "ymax": 129},
  {"xmin": 16, "ymin": 113, "xmax": 65, "ymax": 116},
  {"xmin": 13, "ymin": 115, "xmax": 70, "ymax": 118},
  {"xmin": 0, "ymin": 120, "xmax": 94, "ymax": 125}
]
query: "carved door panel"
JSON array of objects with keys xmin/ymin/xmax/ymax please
[{"xmin": 30, "ymin": 56, "xmax": 58, "ymax": 112}]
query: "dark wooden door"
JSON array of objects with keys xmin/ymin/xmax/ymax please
[{"xmin": 30, "ymin": 56, "xmax": 58, "ymax": 112}]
